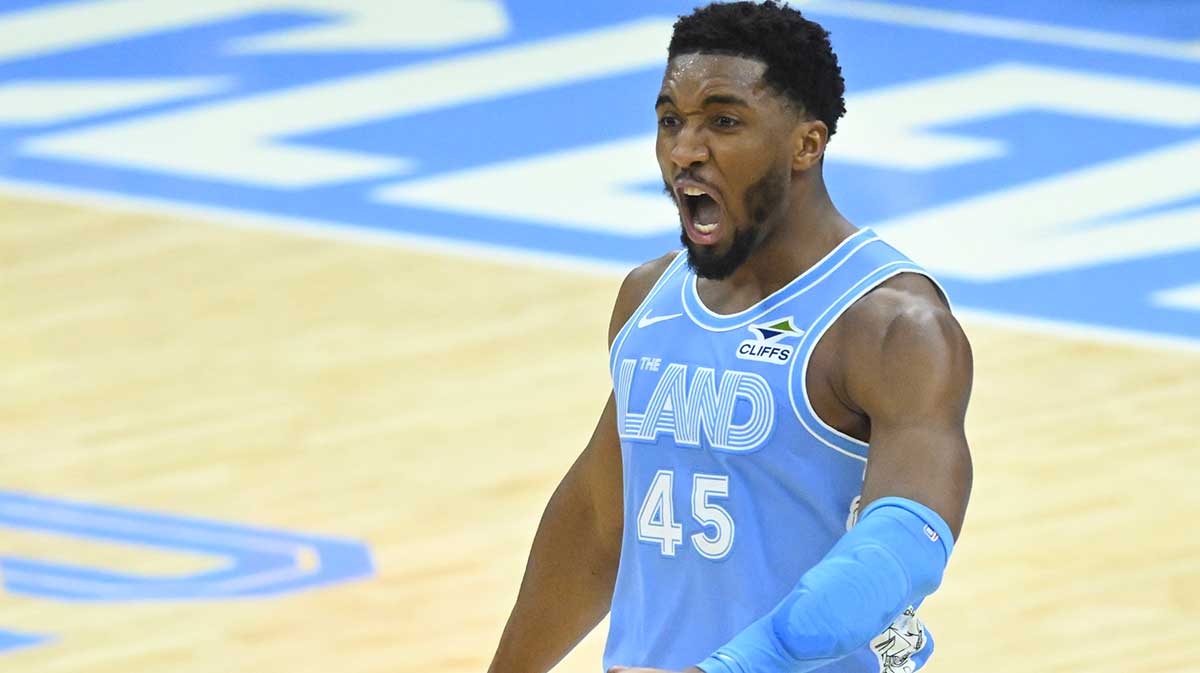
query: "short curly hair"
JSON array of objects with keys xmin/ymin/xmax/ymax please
[{"xmin": 667, "ymin": 1, "xmax": 847, "ymax": 137}]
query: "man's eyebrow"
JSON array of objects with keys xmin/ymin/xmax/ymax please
[
  {"xmin": 702, "ymin": 94, "xmax": 749, "ymax": 108},
  {"xmin": 655, "ymin": 93, "xmax": 751, "ymax": 109}
]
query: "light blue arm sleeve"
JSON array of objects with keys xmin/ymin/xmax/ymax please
[{"xmin": 696, "ymin": 497, "xmax": 955, "ymax": 673}]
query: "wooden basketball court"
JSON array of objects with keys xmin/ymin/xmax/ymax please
[{"xmin": 3, "ymin": 192, "xmax": 1198, "ymax": 672}]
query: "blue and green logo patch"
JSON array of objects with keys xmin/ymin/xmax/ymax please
[{"xmin": 736, "ymin": 317, "xmax": 805, "ymax": 365}]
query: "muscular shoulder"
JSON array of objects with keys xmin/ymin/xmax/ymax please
[
  {"xmin": 835, "ymin": 273, "xmax": 973, "ymax": 420},
  {"xmin": 839, "ymin": 274, "xmax": 955, "ymax": 349},
  {"xmin": 607, "ymin": 251, "xmax": 681, "ymax": 346}
]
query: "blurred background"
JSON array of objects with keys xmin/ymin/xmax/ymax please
[{"xmin": 2, "ymin": 1, "xmax": 1198, "ymax": 672}]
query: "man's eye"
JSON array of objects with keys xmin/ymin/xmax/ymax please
[
  {"xmin": 659, "ymin": 115, "xmax": 680, "ymax": 128},
  {"xmin": 714, "ymin": 115, "xmax": 738, "ymax": 128}
]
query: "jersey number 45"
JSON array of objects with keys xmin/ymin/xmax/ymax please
[{"xmin": 637, "ymin": 469, "xmax": 733, "ymax": 560}]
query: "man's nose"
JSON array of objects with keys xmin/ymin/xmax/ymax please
[{"xmin": 670, "ymin": 127, "xmax": 709, "ymax": 168}]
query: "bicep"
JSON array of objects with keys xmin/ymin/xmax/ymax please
[
  {"xmin": 853, "ymin": 304, "xmax": 974, "ymax": 539},
  {"xmin": 570, "ymin": 394, "xmax": 624, "ymax": 545},
  {"xmin": 860, "ymin": 419, "xmax": 971, "ymax": 539}
]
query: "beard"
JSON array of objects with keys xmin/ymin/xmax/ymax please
[
  {"xmin": 674, "ymin": 165, "xmax": 788, "ymax": 281},
  {"xmin": 680, "ymin": 221, "xmax": 755, "ymax": 280}
]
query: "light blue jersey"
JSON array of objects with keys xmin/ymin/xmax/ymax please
[{"xmin": 603, "ymin": 228, "xmax": 944, "ymax": 673}]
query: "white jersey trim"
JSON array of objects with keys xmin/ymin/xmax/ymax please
[{"xmin": 682, "ymin": 233, "xmax": 880, "ymax": 332}]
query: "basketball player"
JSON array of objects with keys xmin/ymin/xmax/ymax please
[{"xmin": 487, "ymin": 3, "xmax": 972, "ymax": 672}]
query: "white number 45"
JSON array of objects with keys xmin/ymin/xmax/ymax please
[{"xmin": 637, "ymin": 470, "xmax": 734, "ymax": 559}]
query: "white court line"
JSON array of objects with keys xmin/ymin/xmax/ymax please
[
  {"xmin": 798, "ymin": 0, "xmax": 1200, "ymax": 63},
  {"xmin": 952, "ymin": 308, "xmax": 1200, "ymax": 355},
  {"xmin": 4, "ymin": 178, "xmax": 1199, "ymax": 355},
  {"xmin": 1154, "ymin": 283, "xmax": 1200, "ymax": 311},
  {"xmin": 0, "ymin": 178, "xmax": 632, "ymax": 276}
]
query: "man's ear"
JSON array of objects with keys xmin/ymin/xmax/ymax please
[{"xmin": 792, "ymin": 119, "xmax": 829, "ymax": 172}]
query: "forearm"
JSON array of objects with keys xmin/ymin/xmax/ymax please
[
  {"xmin": 488, "ymin": 473, "xmax": 622, "ymax": 673},
  {"xmin": 698, "ymin": 497, "xmax": 954, "ymax": 673}
]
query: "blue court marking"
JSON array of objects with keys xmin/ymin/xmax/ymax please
[
  {"xmin": 0, "ymin": 490, "xmax": 373, "ymax": 654},
  {"xmin": 0, "ymin": 491, "xmax": 373, "ymax": 601},
  {"xmin": 0, "ymin": 487, "xmax": 369, "ymax": 657},
  {"xmin": 0, "ymin": 630, "xmax": 51, "ymax": 654},
  {"xmin": 0, "ymin": 1, "xmax": 1197, "ymax": 345}
]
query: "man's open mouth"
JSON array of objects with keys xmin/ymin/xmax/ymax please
[{"xmin": 677, "ymin": 182, "xmax": 723, "ymax": 245}]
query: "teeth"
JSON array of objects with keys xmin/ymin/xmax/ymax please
[
  {"xmin": 695, "ymin": 222, "xmax": 718, "ymax": 234},
  {"xmin": 682, "ymin": 186, "xmax": 706, "ymax": 196}
]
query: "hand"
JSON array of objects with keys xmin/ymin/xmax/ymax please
[{"xmin": 609, "ymin": 662, "xmax": 700, "ymax": 667}]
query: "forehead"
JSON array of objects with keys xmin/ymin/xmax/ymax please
[{"xmin": 660, "ymin": 53, "xmax": 769, "ymax": 98}]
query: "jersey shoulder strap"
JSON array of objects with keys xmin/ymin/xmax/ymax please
[
  {"xmin": 787, "ymin": 232, "xmax": 948, "ymax": 461},
  {"xmin": 609, "ymin": 251, "xmax": 689, "ymax": 379}
]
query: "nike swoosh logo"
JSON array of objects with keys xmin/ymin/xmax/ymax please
[{"xmin": 638, "ymin": 312, "xmax": 683, "ymax": 328}]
